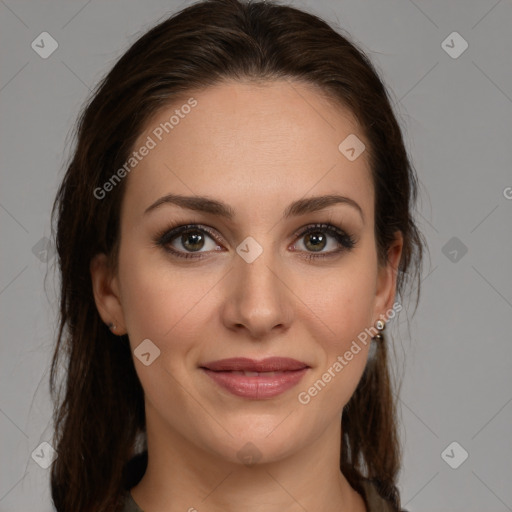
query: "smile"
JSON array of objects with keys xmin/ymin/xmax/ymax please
[
  {"xmin": 199, "ymin": 356, "xmax": 311, "ymax": 399},
  {"xmin": 201, "ymin": 367, "xmax": 309, "ymax": 399}
]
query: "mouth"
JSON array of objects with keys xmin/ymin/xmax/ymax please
[
  {"xmin": 200, "ymin": 356, "xmax": 309, "ymax": 372},
  {"xmin": 199, "ymin": 357, "xmax": 310, "ymax": 399}
]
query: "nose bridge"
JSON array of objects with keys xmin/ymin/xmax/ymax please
[
  {"xmin": 238, "ymin": 250, "xmax": 279, "ymax": 299},
  {"xmin": 225, "ymin": 237, "xmax": 292, "ymax": 336}
]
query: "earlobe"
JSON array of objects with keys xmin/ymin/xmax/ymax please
[{"xmin": 90, "ymin": 253, "xmax": 126, "ymax": 334}]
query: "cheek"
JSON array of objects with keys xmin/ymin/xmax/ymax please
[
  {"xmin": 120, "ymin": 274, "xmax": 172, "ymax": 340},
  {"xmin": 302, "ymin": 263, "xmax": 375, "ymax": 405},
  {"xmin": 117, "ymin": 254, "xmax": 202, "ymax": 401},
  {"xmin": 302, "ymin": 294, "xmax": 372, "ymax": 415},
  {"xmin": 117, "ymin": 239, "xmax": 203, "ymax": 337},
  {"xmin": 309, "ymin": 261, "xmax": 376, "ymax": 340}
]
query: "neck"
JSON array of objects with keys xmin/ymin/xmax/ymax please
[{"xmin": 130, "ymin": 404, "xmax": 366, "ymax": 512}]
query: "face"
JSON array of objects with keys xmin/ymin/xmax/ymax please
[{"xmin": 91, "ymin": 79, "xmax": 402, "ymax": 465}]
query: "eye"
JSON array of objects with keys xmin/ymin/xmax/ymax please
[
  {"xmin": 154, "ymin": 224, "xmax": 222, "ymax": 259},
  {"xmin": 291, "ymin": 223, "xmax": 356, "ymax": 260},
  {"xmin": 153, "ymin": 222, "xmax": 356, "ymax": 260}
]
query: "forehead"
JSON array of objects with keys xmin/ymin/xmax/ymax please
[{"xmin": 121, "ymin": 80, "xmax": 374, "ymax": 223}]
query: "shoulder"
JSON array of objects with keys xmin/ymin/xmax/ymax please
[
  {"xmin": 358, "ymin": 478, "xmax": 409, "ymax": 512},
  {"xmin": 118, "ymin": 480, "xmax": 409, "ymax": 512}
]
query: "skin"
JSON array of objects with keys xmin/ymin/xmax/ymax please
[{"xmin": 90, "ymin": 79, "xmax": 402, "ymax": 512}]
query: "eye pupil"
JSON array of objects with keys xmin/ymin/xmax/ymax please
[
  {"xmin": 182, "ymin": 230, "xmax": 204, "ymax": 251},
  {"xmin": 305, "ymin": 232, "xmax": 326, "ymax": 252}
]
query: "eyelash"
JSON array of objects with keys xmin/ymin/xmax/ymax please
[{"xmin": 153, "ymin": 222, "xmax": 356, "ymax": 261}]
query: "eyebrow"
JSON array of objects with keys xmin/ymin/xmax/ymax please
[{"xmin": 144, "ymin": 193, "xmax": 364, "ymax": 222}]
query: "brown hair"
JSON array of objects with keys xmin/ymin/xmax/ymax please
[{"xmin": 49, "ymin": 0, "xmax": 425, "ymax": 510}]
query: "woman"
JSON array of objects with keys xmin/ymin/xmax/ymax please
[{"xmin": 49, "ymin": 0, "xmax": 425, "ymax": 510}]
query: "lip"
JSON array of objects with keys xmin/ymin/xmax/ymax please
[
  {"xmin": 201, "ymin": 357, "xmax": 309, "ymax": 372},
  {"xmin": 200, "ymin": 357, "xmax": 310, "ymax": 399}
]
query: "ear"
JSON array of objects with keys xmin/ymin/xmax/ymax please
[
  {"xmin": 90, "ymin": 253, "xmax": 126, "ymax": 334},
  {"xmin": 372, "ymin": 231, "xmax": 403, "ymax": 324}
]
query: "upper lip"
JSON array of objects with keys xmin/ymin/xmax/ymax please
[{"xmin": 200, "ymin": 357, "xmax": 309, "ymax": 372}]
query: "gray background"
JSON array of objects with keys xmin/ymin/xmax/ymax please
[{"xmin": 1, "ymin": 0, "xmax": 511, "ymax": 510}]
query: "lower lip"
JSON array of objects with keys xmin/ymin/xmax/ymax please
[{"xmin": 201, "ymin": 368, "xmax": 309, "ymax": 399}]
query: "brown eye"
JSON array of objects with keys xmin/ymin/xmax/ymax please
[
  {"xmin": 178, "ymin": 229, "xmax": 206, "ymax": 252},
  {"xmin": 303, "ymin": 231, "xmax": 328, "ymax": 252},
  {"xmin": 155, "ymin": 224, "xmax": 223, "ymax": 259},
  {"xmin": 293, "ymin": 223, "xmax": 356, "ymax": 260}
]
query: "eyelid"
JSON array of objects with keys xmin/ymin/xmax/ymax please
[
  {"xmin": 153, "ymin": 219, "xmax": 356, "ymax": 259},
  {"xmin": 154, "ymin": 223, "xmax": 223, "ymax": 249}
]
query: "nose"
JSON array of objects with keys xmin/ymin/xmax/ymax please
[{"xmin": 220, "ymin": 248, "xmax": 294, "ymax": 340}]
